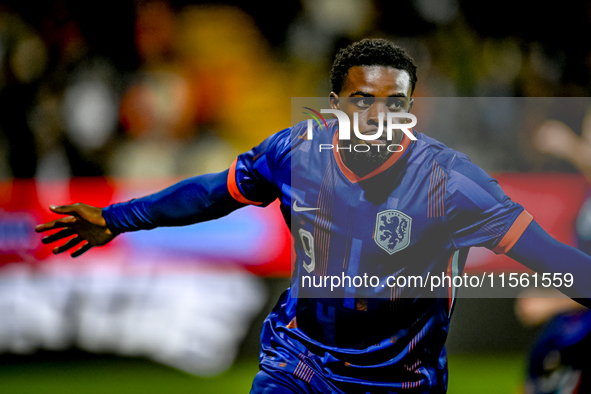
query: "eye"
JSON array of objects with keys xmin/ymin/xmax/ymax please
[
  {"xmin": 387, "ymin": 98, "xmax": 406, "ymax": 111},
  {"xmin": 353, "ymin": 97, "xmax": 373, "ymax": 108}
]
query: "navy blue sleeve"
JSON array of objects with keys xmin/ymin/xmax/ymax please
[
  {"xmin": 444, "ymin": 157, "xmax": 529, "ymax": 251},
  {"xmin": 102, "ymin": 169, "xmax": 244, "ymax": 233},
  {"xmin": 102, "ymin": 128, "xmax": 291, "ymax": 234},
  {"xmin": 229, "ymin": 127, "xmax": 291, "ymax": 206},
  {"xmin": 508, "ymin": 220, "xmax": 591, "ymax": 304}
]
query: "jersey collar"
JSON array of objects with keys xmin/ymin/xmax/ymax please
[{"xmin": 332, "ymin": 131, "xmax": 413, "ymax": 184}]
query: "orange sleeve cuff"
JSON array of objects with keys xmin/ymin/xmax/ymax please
[
  {"xmin": 493, "ymin": 210, "xmax": 534, "ymax": 254},
  {"xmin": 227, "ymin": 159, "xmax": 263, "ymax": 206}
]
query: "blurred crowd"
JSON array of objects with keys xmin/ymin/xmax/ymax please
[{"xmin": 1, "ymin": 0, "xmax": 591, "ymax": 180}]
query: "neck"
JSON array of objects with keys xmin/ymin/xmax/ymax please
[{"xmin": 339, "ymin": 130, "xmax": 404, "ymax": 178}]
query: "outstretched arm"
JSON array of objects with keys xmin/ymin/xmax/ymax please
[
  {"xmin": 35, "ymin": 127, "xmax": 290, "ymax": 258},
  {"xmin": 507, "ymin": 220, "xmax": 591, "ymax": 308},
  {"xmin": 35, "ymin": 169, "xmax": 245, "ymax": 257},
  {"xmin": 102, "ymin": 169, "xmax": 243, "ymax": 232}
]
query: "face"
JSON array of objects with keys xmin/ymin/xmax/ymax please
[{"xmin": 330, "ymin": 66, "xmax": 413, "ymax": 171}]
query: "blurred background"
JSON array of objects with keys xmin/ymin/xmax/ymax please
[{"xmin": 1, "ymin": 0, "xmax": 591, "ymax": 393}]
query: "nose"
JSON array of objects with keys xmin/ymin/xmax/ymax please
[{"xmin": 368, "ymin": 102, "xmax": 388, "ymax": 126}]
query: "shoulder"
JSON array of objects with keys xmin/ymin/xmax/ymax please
[
  {"xmin": 263, "ymin": 126, "xmax": 293, "ymax": 155},
  {"xmin": 413, "ymin": 132, "xmax": 470, "ymax": 174},
  {"xmin": 414, "ymin": 132, "xmax": 504, "ymax": 198},
  {"xmin": 243, "ymin": 125, "xmax": 295, "ymax": 171},
  {"xmin": 263, "ymin": 119, "xmax": 323, "ymax": 157}
]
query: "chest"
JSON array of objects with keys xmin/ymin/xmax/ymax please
[{"xmin": 286, "ymin": 154, "xmax": 450, "ymax": 275}]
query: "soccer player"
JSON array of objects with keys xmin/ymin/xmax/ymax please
[
  {"xmin": 518, "ymin": 104, "xmax": 591, "ymax": 393},
  {"xmin": 36, "ymin": 39, "xmax": 591, "ymax": 393}
]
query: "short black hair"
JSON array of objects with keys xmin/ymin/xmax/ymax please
[{"xmin": 330, "ymin": 38, "xmax": 418, "ymax": 95}]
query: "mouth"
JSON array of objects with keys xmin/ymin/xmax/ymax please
[
  {"xmin": 365, "ymin": 139, "xmax": 386, "ymax": 146},
  {"xmin": 359, "ymin": 130, "xmax": 386, "ymax": 145}
]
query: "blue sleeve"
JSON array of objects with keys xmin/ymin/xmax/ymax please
[
  {"xmin": 444, "ymin": 157, "xmax": 528, "ymax": 251},
  {"xmin": 102, "ymin": 169, "xmax": 244, "ymax": 233},
  {"xmin": 228, "ymin": 127, "xmax": 290, "ymax": 206},
  {"xmin": 102, "ymin": 128, "xmax": 292, "ymax": 234},
  {"xmin": 507, "ymin": 220, "xmax": 591, "ymax": 304}
]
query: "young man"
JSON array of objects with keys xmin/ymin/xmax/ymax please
[{"xmin": 36, "ymin": 39, "xmax": 591, "ymax": 393}]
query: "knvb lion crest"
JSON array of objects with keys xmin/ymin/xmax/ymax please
[{"xmin": 374, "ymin": 210, "xmax": 412, "ymax": 255}]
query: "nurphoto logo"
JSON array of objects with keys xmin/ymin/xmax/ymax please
[{"xmin": 303, "ymin": 108, "xmax": 417, "ymax": 153}]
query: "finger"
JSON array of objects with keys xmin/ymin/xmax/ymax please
[
  {"xmin": 35, "ymin": 216, "xmax": 77, "ymax": 233},
  {"xmin": 71, "ymin": 242, "xmax": 93, "ymax": 258},
  {"xmin": 52, "ymin": 236, "xmax": 84, "ymax": 255},
  {"xmin": 41, "ymin": 229, "xmax": 75, "ymax": 244},
  {"xmin": 49, "ymin": 204, "xmax": 81, "ymax": 215}
]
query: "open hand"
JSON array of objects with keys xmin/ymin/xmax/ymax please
[
  {"xmin": 533, "ymin": 120, "xmax": 577, "ymax": 159},
  {"xmin": 35, "ymin": 204, "xmax": 117, "ymax": 257}
]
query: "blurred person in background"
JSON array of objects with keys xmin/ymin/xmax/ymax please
[
  {"xmin": 512, "ymin": 107, "xmax": 591, "ymax": 394},
  {"xmin": 0, "ymin": 1, "xmax": 136, "ymax": 179},
  {"xmin": 113, "ymin": 2, "xmax": 294, "ymax": 179},
  {"xmin": 534, "ymin": 109, "xmax": 591, "ymax": 256},
  {"xmin": 516, "ymin": 288, "xmax": 591, "ymax": 394},
  {"xmin": 0, "ymin": 6, "xmax": 48, "ymax": 178},
  {"xmin": 35, "ymin": 38, "xmax": 591, "ymax": 393}
]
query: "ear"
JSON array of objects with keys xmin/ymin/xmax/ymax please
[
  {"xmin": 329, "ymin": 92, "xmax": 340, "ymax": 110},
  {"xmin": 408, "ymin": 98, "xmax": 414, "ymax": 113}
]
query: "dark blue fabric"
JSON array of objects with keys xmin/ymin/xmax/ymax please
[
  {"xmin": 249, "ymin": 370, "xmax": 327, "ymax": 394},
  {"xmin": 526, "ymin": 310, "xmax": 591, "ymax": 393},
  {"xmin": 102, "ymin": 169, "xmax": 244, "ymax": 233},
  {"xmin": 508, "ymin": 220, "xmax": 591, "ymax": 303},
  {"xmin": 233, "ymin": 127, "xmax": 289, "ymax": 206}
]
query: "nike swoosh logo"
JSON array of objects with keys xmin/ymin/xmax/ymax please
[{"xmin": 293, "ymin": 200, "xmax": 320, "ymax": 212}]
